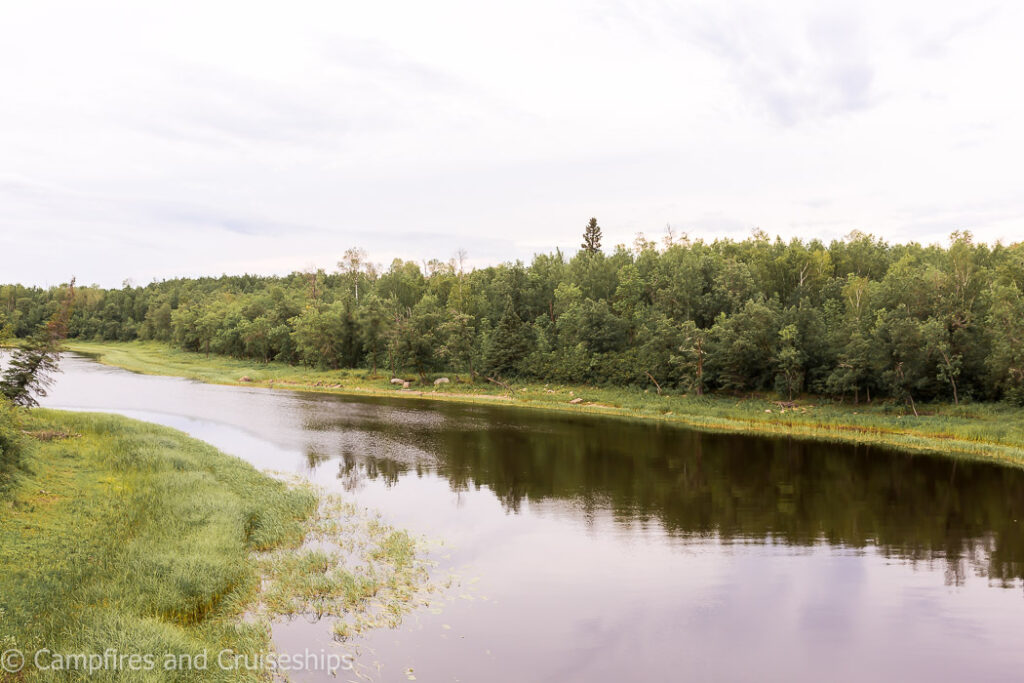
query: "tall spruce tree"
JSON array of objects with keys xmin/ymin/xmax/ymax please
[
  {"xmin": 483, "ymin": 301, "xmax": 531, "ymax": 377},
  {"xmin": 581, "ymin": 217, "xmax": 602, "ymax": 254}
]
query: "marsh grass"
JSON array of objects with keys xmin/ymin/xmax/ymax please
[
  {"xmin": 251, "ymin": 495, "xmax": 435, "ymax": 641},
  {"xmin": 67, "ymin": 340, "xmax": 1024, "ymax": 465},
  {"xmin": 0, "ymin": 409, "xmax": 317, "ymax": 681}
]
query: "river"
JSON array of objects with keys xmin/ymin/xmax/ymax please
[{"xmin": 42, "ymin": 354, "xmax": 1024, "ymax": 682}]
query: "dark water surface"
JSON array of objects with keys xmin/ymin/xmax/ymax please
[{"xmin": 43, "ymin": 355, "xmax": 1024, "ymax": 682}]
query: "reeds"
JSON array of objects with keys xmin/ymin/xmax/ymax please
[{"xmin": 0, "ymin": 409, "xmax": 317, "ymax": 682}]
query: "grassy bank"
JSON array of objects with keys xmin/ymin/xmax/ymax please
[
  {"xmin": 0, "ymin": 408, "xmax": 318, "ymax": 681},
  {"xmin": 65, "ymin": 340, "xmax": 1024, "ymax": 467}
]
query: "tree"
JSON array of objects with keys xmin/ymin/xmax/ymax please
[
  {"xmin": 556, "ymin": 298, "xmax": 628, "ymax": 354},
  {"xmin": 0, "ymin": 278, "xmax": 75, "ymax": 407},
  {"xmin": 873, "ymin": 306, "xmax": 928, "ymax": 415},
  {"xmin": 581, "ymin": 217, "xmax": 602, "ymax": 254},
  {"xmin": 239, "ymin": 315, "xmax": 274, "ymax": 363},
  {"xmin": 400, "ymin": 295, "xmax": 443, "ymax": 380},
  {"xmin": 0, "ymin": 340, "xmax": 61, "ymax": 407},
  {"xmin": 986, "ymin": 283, "xmax": 1024, "ymax": 404},
  {"xmin": 824, "ymin": 276, "xmax": 876, "ymax": 403},
  {"xmin": 356, "ymin": 295, "xmax": 390, "ymax": 376},
  {"xmin": 338, "ymin": 247, "xmax": 368, "ymax": 304},
  {"xmin": 670, "ymin": 320, "xmax": 708, "ymax": 396},
  {"xmin": 483, "ymin": 301, "xmax": 532, "ymax": 378},
  {"xmin": 774, "ymin": 324, "xmax": 805, "ymax": 400},
  {"xmin": 921, "ymin": 316, "xmax": 962, "ymax": 404},
  {"xmin": 438, "ymin": 310, "xmax": 476, "ymax": 378},
  {"xmin": 2, "ymin": 231, "xmax": 1019, "ymax": 405},
  {"xmin": 826, "ymin": 329, "xmax": 874, "ymax": 403},
  {"xmin": 290, "ymin": 304, "xmax": 346, "ymax": 369},
  {"xmin": 706, "ymin": 299, "xmax": 781, "ymax": 391}
]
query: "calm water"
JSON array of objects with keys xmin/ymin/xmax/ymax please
[{"xmin": 42, "ymin": 354, "xmax": 1024, "ymax": 682}]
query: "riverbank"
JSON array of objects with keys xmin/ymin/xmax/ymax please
[
  {"xmin": 0, "ymin": 408, "xmax": 316, "ymax": 680},
  {"xmin": 64, "ymin": 340, "xmax": 1024, "ymax": 466},
  {"xmin": 0, "ymin": 407, "xmax": 431, "ymax": 681}
]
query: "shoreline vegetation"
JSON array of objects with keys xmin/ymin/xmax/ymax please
[
  {"xmin": 66, "ymin": 340, "xmax": 1024, "ymax": 467},
  {"xmin": 0, "ymin": 408, "xmax": 432, "ymax": 682}
]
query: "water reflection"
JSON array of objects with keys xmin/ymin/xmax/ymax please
[
  {"xmin": 41, "ymin": 354, "xmax": 1024, "ymax": 682},
  {"xmin": 293, "ymin": 392, "xmax": 1024, "ymax": 588}
]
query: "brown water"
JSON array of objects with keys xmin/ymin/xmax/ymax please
[{"xmin": 43, "ymin": 354, "xmax": 1024, "ymax": 682}]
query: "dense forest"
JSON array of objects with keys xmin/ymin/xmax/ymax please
[{"xmin": 3, "ymin": 227, "xmax": 1023, "ymax": 405}]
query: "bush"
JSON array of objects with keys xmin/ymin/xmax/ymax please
[{"xmin": 0, "ymin": 398, "xmax": 26, "ymax": 491}]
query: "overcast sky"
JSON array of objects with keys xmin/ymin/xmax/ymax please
[{"xmin": 2, "ymin": 0, "xmax": 1021, "ymax": 287}]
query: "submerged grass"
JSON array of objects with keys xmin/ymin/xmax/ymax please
[
  {"xmin": 0, "ymin": 409, "xmax": 320, "ymax": 681},
  {"xmin": 66, "ymin": 340, "xmax": 1024, "ymax": 466},
  {"xmin": 252, "ymin": 495, "xmax": 435, "ymax": 641}
]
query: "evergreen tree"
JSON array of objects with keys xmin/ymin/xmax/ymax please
[
  {"xmin": 438, "ymin": 310, "xmax": 476, "ymax": 378},
  {"xmin": 581, "ymin": 217, "xmax": 602, "ymax": 254},
  {"xmin": 0, "ymin": 278, "xmax": 74, "ymax": 407},
  {"xmin": 483, "ymin": 301, "xmax": 532, "ymax": 377}
]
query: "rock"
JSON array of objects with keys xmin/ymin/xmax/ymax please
[
  {"xmin": 239, "ymin": 376, "xmax": 252, "ymax": 382},
  {"xmin": 390, "ymin": 378, "xmax": 404, "ymax": 385},
  {"xmin": 569, "ymin": 397, "xmax": 584, "ymax": 405},
  {"xmin": 403, "ymin": 381, "xmax": 410, "ymax": 389},
  {"xmin": 764, "ymin": 409, "xmax": 772, "ymax": 413},
  {"xmin": 434, "ymin": 377, "xmax": 450, "ymax": 385}
]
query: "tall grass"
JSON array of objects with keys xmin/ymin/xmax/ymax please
[{"xmin": 0, "ymin": 409, "xmax": 317, "ymax": 681}]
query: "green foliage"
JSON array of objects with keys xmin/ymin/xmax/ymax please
[
  {"xmin": 0, "ymin": 398, "xmax": 26, "ymax": 491},
  {"xmin": 483, "ymin": 301, "xmax": 532, "ymax": 378},
  {"xmin": 5, "ymin": 233, "xmax": 1024, "ymax": 403},
  {"xmin": 774, "ymin": 324, "xmax": 805, "ymax": 400},
  {"xmin": 0, "ymin": 337, "xmax": 61, "ymax": 407}
]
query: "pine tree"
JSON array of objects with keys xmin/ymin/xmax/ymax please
[
  {"xmin": 581, "ymin": 217, "xmax": 602, "ymax": 254},
  {"xmin": 0, "ymin": 278, "xmax": 74, "ymax": 407},
  {"xmin": 483, "ymin": 301, "xmax": 531, "ymax": 377}
]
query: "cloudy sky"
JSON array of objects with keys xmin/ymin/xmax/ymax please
[{"xmin": 2, "ymin": 0, "xmax": 1021, "ymax": 287}]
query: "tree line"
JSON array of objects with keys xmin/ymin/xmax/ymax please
[{"xmin": 3, "ymin": 226, "xmax": 1023, "ymax": 405}]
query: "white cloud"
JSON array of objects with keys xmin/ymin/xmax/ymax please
[{"xmin": 0, "ymin": 0, "xmax": 1021, "ymax": 287}]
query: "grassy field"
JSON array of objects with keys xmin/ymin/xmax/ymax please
[
  {"xmin": 0, "ymin": 407, "xmax": 436, "ymax": 681},
  {"xmin": 0, "ymin": 408, "xmax": 319, "ymax": 681},
  {"xmin": 65, "ymin": 340, "xmax": 1024, "ymax": 467}
]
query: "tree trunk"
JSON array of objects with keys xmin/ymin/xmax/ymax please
[
  {"xmin": 695, "ymin": 341, "xmax": 704, "ymax": 396},
  {"xmin": 645, "ymin": 372, "xmax": 662, "ymax": 396},
  {"xmin": 487, "ymin": 376, "xmax": 513, "ymax": 396}
]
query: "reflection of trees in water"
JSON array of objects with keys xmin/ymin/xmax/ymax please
[
  {"xmin": 335, "ymin": 452, "xmax": 433, "ymax": 492},
  {"xmin": 311, "ymin": 401, "xmax": 1024, "ymax": 586},
  {"xmin": 304, "ymin": 448, "xmax": 331, "ymax": 469}
]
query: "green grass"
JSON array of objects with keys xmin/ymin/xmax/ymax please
[
  {"xmin": 254, "ymin": 496, "xmax": 432, "ymax": 640},
  {"xmin": 0, "ymin": 409, "xmax": 317, "ymax": 681},
  {"xmin": 65, "ymin": 340, "xmax": 1024, "ymax": 467}
]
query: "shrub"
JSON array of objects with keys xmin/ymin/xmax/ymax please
[{"xmin": 0, "ymin": 398, "xmax": 26, "ymax": 491}]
